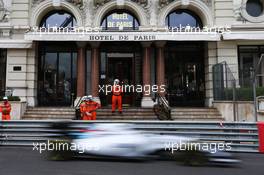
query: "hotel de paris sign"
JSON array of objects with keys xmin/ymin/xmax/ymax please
[{"xmin": 25, "ymin": 29, "xmax": 221, "ymax": 41}]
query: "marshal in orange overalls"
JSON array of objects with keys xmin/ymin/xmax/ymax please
[
  {"xmin": 112, "ymin": 85, "xmax": 123, "ymax": 113},
  {"xmin": 80, "ymin": 100, "xmax": 100, "ymax": 120},
  {"xmin": 0, "ymin": 100, "xmax": 11, "ymax": 120}
]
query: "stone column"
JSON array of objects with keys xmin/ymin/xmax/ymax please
[
  {"xmin": 141, "ymin": 42, "xmax": 154, "ymax": 107},
  {"xmin": 155, "ymin": 41, "xmax": 166, "ymax": 96},
  {"xmin": 76, "ymin": 42, "xmax": 87, "ymax": 98},
  {"xmin": 205, "ymin": 42, "xmax": 217, "ymax": 107},
  {"xmin": 90, "ymin": 42, "xmax": 101, "ymax": 103}
]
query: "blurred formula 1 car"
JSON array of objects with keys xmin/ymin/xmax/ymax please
[{"xmin": 47, "ymin": 123, "xmax": 240, "ymax": 166}]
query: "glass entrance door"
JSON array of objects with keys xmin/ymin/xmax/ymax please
[
  {"xmin": 99, "ymin": 42, "xmax": 142, "ymax": 107},
  {"xmin": 0, "ymin": 49, "xmax": 7, "ymax": 96},
  {"xmin": 38, "ymin": 43, "xmax": 77, "ymax": 106},
  {"xmin": 107, "ymin": 57, "xmax": 134, "ymax": 106},
  {"xmin": 165, "ymin": 42, "xmax": 205, "ymax": 106}
]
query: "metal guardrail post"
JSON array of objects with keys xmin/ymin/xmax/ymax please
[
  {"xmin": 253, "ymin": 54, "xmax": 264, "ymax": 122},
  {"xmin": 232, "ymin": 79, "xmax": 236, "ymax": 121},
  {"xmin": 224, "ymin": 62, "xmax": 228, "ymax": 100}
]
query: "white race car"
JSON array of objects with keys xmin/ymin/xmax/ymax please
[{"xmin": 47, "ymin": 123, "xmax": 240, "ymax": 166}]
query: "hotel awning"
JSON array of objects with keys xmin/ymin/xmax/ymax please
[
  {"xmin": 24, "ymin": 31, "xmax": 221, "ymax": 41},
  {"xmin": 0, "ymin": 40, "xmax": 32, "ymax": 48},
  {"xmin": 223, "ymin": 31, "xmax": 264, "ymax": 40}
]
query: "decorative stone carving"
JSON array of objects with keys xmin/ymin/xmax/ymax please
[
  {"xmin": 70, "ymin": 0, "xmax": 83, "ymax": 5},
  {"xmin": 0, "ymin": 0, "xmax": 10, "ymax": 22},
  {"xmin": 32, "ymin": 0, "xmax": 46, "ymax": 6},
  {"xmin": 201, "ymin": 0, "xmax": 211, "ymax": 6},
  {"xmin": 32, "ymin": 0, "xmax": 84, "ymax": 9},
  {"xmin": 0, "ymin": 0, "xmax": 5, "ymax": 21},
  {"xmin": 159, "ymin": 0, "xmax": 212, "ymax": 8},
  {"xmin": 159, "ymin": 0, "xmax": 170, "ymax": 7},
  {"xmin": 94, "ymin": 0, "xmax": 110, "ymax": 7},
  {"xmin": 233, "ymin": 0, "xmax": 244, "ymax": 21},
  {"xmin": 131, "ymin": 0, "xmax": 148, "ymax": 7},
  {"xmin": 116, "ymin": 0, "xmax": 125, "ymax": 6},
  {"xmin": 93, "ymin": 0, "xmax": 148, "ymax": 8},
  {"xmin": 66, "ymin": 0, "xmax": 84, "ymax": 7}
]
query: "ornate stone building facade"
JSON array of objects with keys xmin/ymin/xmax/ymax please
[{"xmin": 1, "ymin": 0, "xmax": 264, "ymax": 120}]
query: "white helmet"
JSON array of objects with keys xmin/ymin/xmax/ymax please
[
  {"xmin": 3, "ymin": 96, "xmax": 8, "ymax": 100},
  {"xmin": 114, "ymin": 79, "xmax": 120, "ymax": 84},
  {"xmin": 87, "ymin": 95, "xmax": 93, "ymax": 100},
  {"xmin": 83, "ymin": 95, "xmax": 92, "ymax": 101}
]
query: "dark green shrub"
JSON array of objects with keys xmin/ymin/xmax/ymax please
[
  {"xmin": 222, "ymin": 87, "xmax": 264, "ymax": 101},
  {"xmin": 0, "ymin": 96, "xmax": 21, "ymax": 101}
]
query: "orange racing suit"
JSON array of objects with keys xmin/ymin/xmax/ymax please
[
  {"xmin": 0, "ymin": 101, "xmax": 11, "ymax": 120},
  {"xmin": 112, "ymin": 85, "xmax": 123, "ymax": 112},
  {"xmin": 80, "ymin": 100, "xmax": 100, "ymax": 120}
]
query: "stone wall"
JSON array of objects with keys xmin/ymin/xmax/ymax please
[
  {"xmin": 213, "ymin": 101, "xmax": 264, "ymax": 121},
  {"xmin": 6, "ymin": 46, "xmax": 37, "ymax": 106},
  {"xmin": 214, "ymin": 0, "xmax": 236, "ymax": 26},
  {"xmin": 11, "ymin": 0, "xmax": 30, "ymax": 27}
]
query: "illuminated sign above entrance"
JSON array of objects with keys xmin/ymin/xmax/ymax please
[
  {"xmin": 101, "ymin": 12, "xmax": 139, "ymax": 31},
  {"xmin": 107, "ymin": 13, "xmax": 133, "ymax": 28}
]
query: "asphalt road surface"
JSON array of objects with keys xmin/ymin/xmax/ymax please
[{"xmin": 0, "ymin": 147, "xmax": 264, "ymax": 175}]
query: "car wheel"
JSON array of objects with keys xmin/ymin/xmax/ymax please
[
  {"xmin": 156, "ymin": 150, "xmax": 173, "ymax": 160},
  {"xmin": 46, "ymin": 140, "xmax": 73, "ymax": 161},
  {"xmin": 182, "ymin": 150, "xmax": 208, "ymax": 166}
]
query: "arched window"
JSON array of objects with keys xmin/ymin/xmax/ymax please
[
  {"xmin": 166, "ymin": 9, "xmax": 203, "ymax": 29},
  {"xmin": 101, "ymin": 11, "xmax": 139, "ymax": 31},
  {"xmin": 40, "ymin": 10, "xmax": 76, "ymax": 28}
]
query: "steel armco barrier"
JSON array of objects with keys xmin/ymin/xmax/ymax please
[{"xmin": 0, "ymin": 120, "xmax": 260, "ymax": 153}]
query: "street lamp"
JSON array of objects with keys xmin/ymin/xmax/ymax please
[{"xmin": 253, "ymin": 54, "xmax": 264, "ymax": 122}]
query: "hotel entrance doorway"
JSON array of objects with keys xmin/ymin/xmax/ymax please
[
  {"xmin": 165, "ymin": 42, "xmax": 205, "ymax": 107},
  {"xmin": 107, "ymin": 56, "xmax": 134, "ymax": 106},
  {"xmin": 99, "ymin": 42, "xmax": 142, "ymax": 107},
  {"xmin": 38, "ymin": 42, "xmax": 77, "ymax": 106}
]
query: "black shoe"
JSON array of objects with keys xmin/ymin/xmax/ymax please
[
  {"xmin": 112, "ymin": 111, "xmax": 115, "ymax": 114},
  {"xmin": 119, "ymin": 111, "xmax": 122, "ymax": 114}
]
